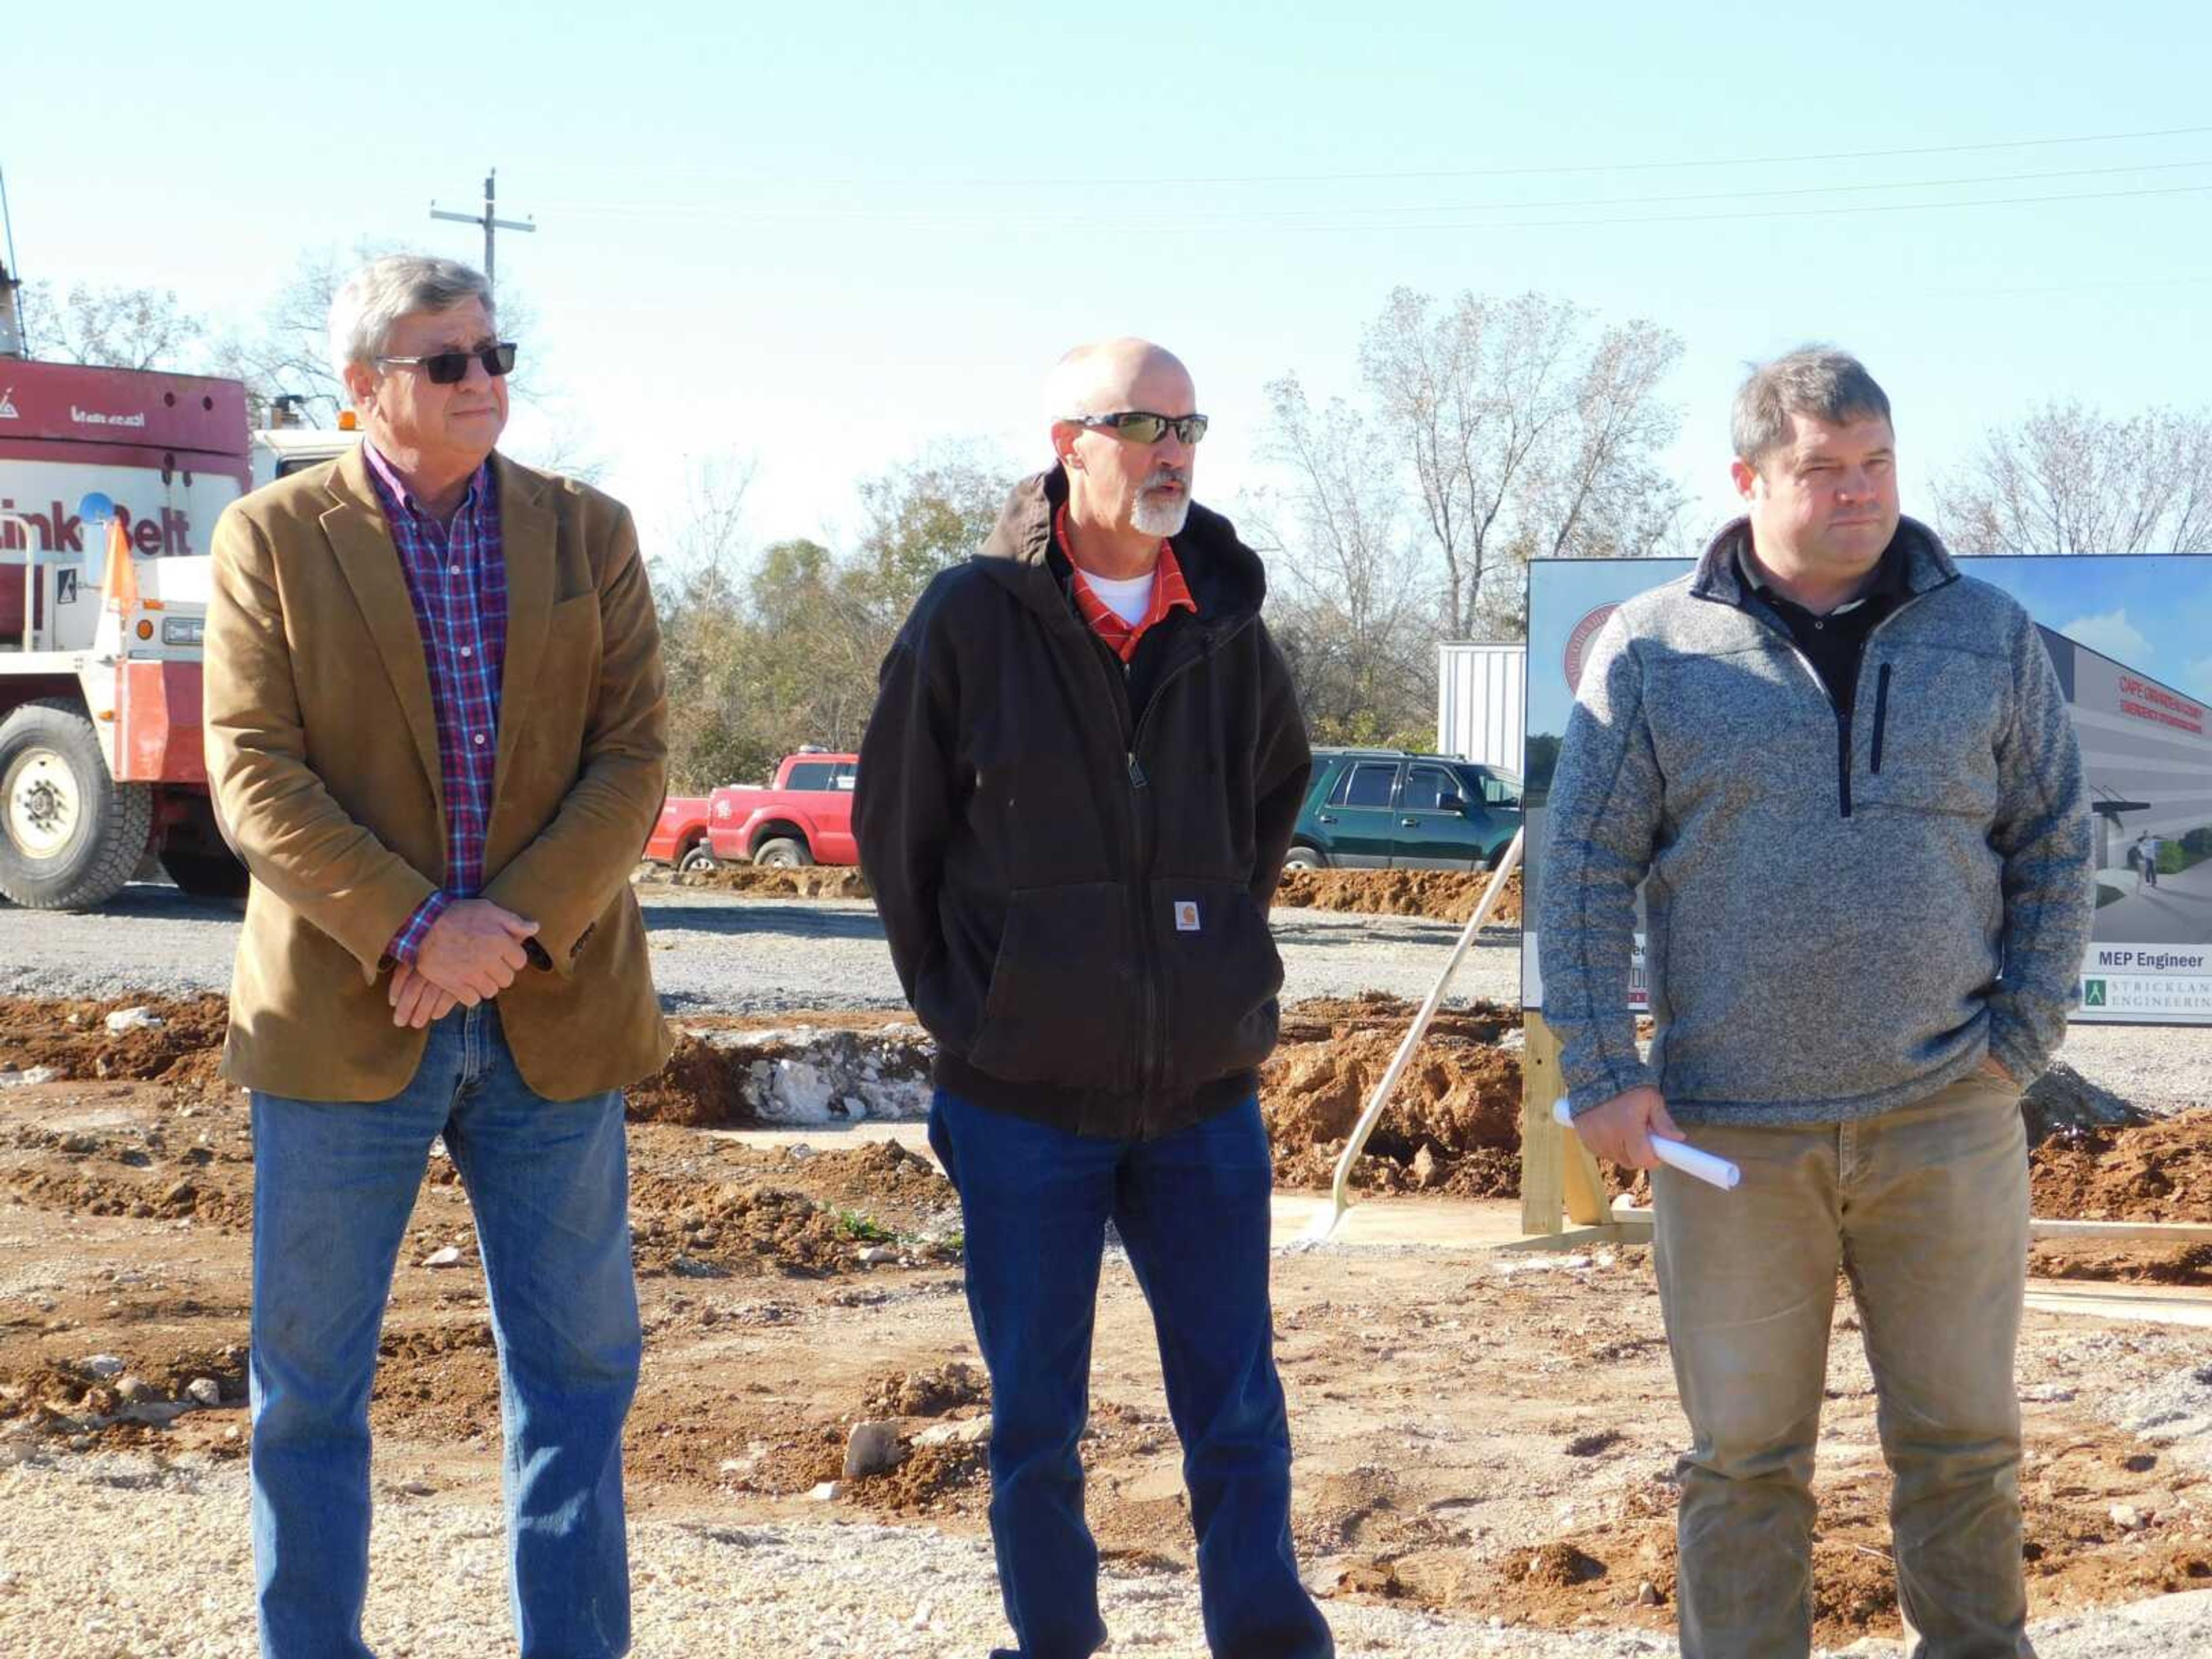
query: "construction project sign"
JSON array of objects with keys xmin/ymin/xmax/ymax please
[{"xmin": 1522, "ymin": 553, "xmax": 2212, "ymax": 1028}]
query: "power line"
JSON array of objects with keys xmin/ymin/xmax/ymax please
[
  {"xmin": 548, "ymin": 156, "xmax": 2212, "ymax": 230},
  {"xmin": 538, "ymin": 179, "xmax": 2212, "ymax": 239},
  {"xmin": 547, "ymin": 120, "xmax": 2212, "ymax": 193},
  {"xmin": 1292, "ymin": 179, "xmax": 2212, "ymax": 236}
]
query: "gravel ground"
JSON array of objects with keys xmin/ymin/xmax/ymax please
[
  {"xmin": 0, "ymin": 884, "xmax": 1525, "ymax": 1016},
  {"xmin": 6, "ymin": 1452, "xmax": 2206, "ymax": 1659},
  {"xmin": 5, "ymin": 883, "xmax": 2210, "ymax": 1656},
  {"xmin": 2, "ymin": 883, "xmax": 2205, "ymax": 1112}
]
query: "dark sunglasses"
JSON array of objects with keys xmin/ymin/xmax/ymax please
[
  {"xmin": 373, "ymin": 341, "xmax": 519, "ymax": 385},
  {"xmin": 1073, "ymin": 410, "xmax": 1209, "ymax": 445}
]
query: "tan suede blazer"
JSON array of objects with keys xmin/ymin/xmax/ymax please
[{"xmin": 204, "ymin": 445, "xmax": 673, "ymax": 1101}]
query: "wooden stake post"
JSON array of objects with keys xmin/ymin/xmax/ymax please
[
  {"xmin": 1513, "ymin": 1011, "xmax": 1653, "ymax": 1249},
  {"xmin": 1514, "ymin": 1012, "xmax": 2210, "ymax": 1257}
]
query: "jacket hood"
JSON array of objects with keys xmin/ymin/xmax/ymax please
[{"xmin": 974, "ymin": 465, "xmax": 1268, "ymax": 630}]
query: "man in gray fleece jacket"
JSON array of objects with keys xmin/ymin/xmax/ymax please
[{"xmin": 1540, "ymin": 349, "xmax": 2093, "ymax": 1659}]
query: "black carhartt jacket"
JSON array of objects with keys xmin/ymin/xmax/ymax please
[{"xmin": 855, "ymin": 465, "xmax": 1310, "ymax": 1139}]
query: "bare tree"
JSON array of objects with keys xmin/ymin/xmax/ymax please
[
  {"xmin": 1936, "ymin": 402, "xmax": 2212, "ymax": 555},
  {"xmin": 1356, "ymin": 289, "xmax": 1687, "ymax": 637},
  {"xmin": 211, "ymin": 240, "xmax": 543, "ymax": 427},
  {"xmin": 18, "ymin": 279, "xmax": 206, "ymax": 372},
  {"xmin": 1252, "ymin": 373, "xmax": 1437, "ymax": 740},
  {"xmin": 1534, "ymin": 318, "xmax": 1690, "ymax": 559}
]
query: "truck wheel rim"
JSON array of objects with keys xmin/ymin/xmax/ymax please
[{"xmin": 4, "ymin": 748, "xmax": 81, "ymax": 859}]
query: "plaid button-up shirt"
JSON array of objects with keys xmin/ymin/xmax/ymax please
[
  {"xmin": 363, "ymin": 442, "xmax": 508, "ymax": 965},
  {"xmin": 1055, "ymin": 505, "xmax": 1197, "ymax": 662}
]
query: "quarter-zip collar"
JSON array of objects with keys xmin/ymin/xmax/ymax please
[{"xmin": 1689, "ymin": 514, "xmax": 1959, "ymax": 608}]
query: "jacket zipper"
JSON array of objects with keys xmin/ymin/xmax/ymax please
[
  {"xmin": 1764, "ymin": 630, "xmax": 1853, "ymax": 817},
  {"xmin": 1074, "ymin": 638, "xmax": 1149, "ymax": 1107},
  {"xmin": 1870, "ymin": 662, "xmax": 1893, "ymax": 775},
  {"xmin": 1123, "ymin": 626, "xmax": 1246, "ymax": 1111},
  {"xmin": 1080, "ymin": 619, "xmax": 1253, "ymax": 1119},
  {"xmin": 1690, "ymin": 559, "xmax": 1955, "ymax": 818},
  {"xmin": 1745, "ymin": 594, "xmax": 1930, "ymax": 820}
]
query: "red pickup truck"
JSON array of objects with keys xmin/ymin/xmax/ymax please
[{"xmin": 646, "ymin": 752, "xmax": 859, "ymax": 872}]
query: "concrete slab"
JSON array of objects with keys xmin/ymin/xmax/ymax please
[{"xmin": 2025, "ymin": 1279, "xmax": 2212, "ymax": 1330}]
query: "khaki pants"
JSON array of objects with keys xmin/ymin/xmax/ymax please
[{"xmin": 1653, "ymin": 1074, "xmax": 2033, "ymax": 1659}]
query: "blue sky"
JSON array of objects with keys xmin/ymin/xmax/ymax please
[
  {"xmin": 9, "ymin": 2, "xmax": 2212, "ymax": 562},
  {"xmin": 1981, "ymin": 557, "xmax": 2212, "ymax": 704}
]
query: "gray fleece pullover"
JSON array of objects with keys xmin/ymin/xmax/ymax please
[{"xmin": 1539, "ymin": 516, "xmax": 2094, "ymax": 1126}]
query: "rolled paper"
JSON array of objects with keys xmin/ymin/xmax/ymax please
[{"xmin": 1552, "ymin": 1099, "xmax": 1742, "ymax": 1191}]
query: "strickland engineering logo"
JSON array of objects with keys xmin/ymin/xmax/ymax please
[{"xmin": 0, "ymin": 385, "xmax": 19, "ymax": 419}]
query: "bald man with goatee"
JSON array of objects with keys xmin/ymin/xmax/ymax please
[{"xmin": 857, "ymin": 340, "xmax": 1333, "ymax": 1658}]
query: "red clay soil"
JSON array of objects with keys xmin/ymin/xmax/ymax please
[
  {"xmin": 665, "ymin": 866, "xmax": 872, "ymax": 900},
  {"xmin": 624, "ymin": 1033, "xmax": 763, "ymax": 1127},
  {"xmin": 1263, "ymin": 994, "xmax": 1527, "ymax": 1198},
  {"xmin": 650, "ymin": 863, "xmax": 1521, "ymax": 920},
  {"xmin": 2029, "ymin": 1112, "xmax": 2212, "ymax": 1223},
  {"xmin": 1275, "ymin": 868, "xmax": 1522, "ymax": 926},
  {"xmin": 0, "ymin": 995, "xmax": 232, "ymax": 1095},
  {"xmin": 7, "ymin": 994, "xmax": 2208, "ymax": 1233}
]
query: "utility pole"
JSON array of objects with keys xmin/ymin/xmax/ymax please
[
  {"xmin": 430, "ymin": 167, "xmax": 535, "ymax": 290},
  {"xmin": 0, "ymin": 162, "xmax": 25, "ymax": 358}
]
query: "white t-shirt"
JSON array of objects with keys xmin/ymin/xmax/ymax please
[{"xmin": 1081, "ymin": 569, "xmax": 1156, "ymax": 628}]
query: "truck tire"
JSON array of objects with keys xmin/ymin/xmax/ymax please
[
  {"xmin": 753, "ymin": 836, "xmax": 813, "ymax": 869},
  {"xmin": 1283, "ymin": 844, "xmax": 1325, "ymax": 870},
  {"xmin": 677, "ymin": 842, "xmax": 718, "ymax": 874},
  {"xmin": 0, "ymin": 698, "xmax": 155, "ymax": 910},
  {"xmin": 160, "ymin": 849, "xmax": 252, "ymax": 900}
]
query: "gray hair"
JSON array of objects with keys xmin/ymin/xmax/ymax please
[
  {"xmin": 327, "ymin": 254, "xmax": 495, "ymax": 384},
  {"xmin": 1731, "ymin": 347, "xmax": 1891, "ymax": 469}
]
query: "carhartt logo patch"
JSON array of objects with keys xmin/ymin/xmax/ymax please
[{"xmin": 1173, "ymin": 900, "xmax": 1200, "ymax": 932}]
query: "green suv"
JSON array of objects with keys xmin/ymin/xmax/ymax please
[{"xmin": 1287, "ymin": 748, "xmax": 1522, "ymax": 871}]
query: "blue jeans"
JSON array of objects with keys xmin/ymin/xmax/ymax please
[
  {"xmin": 929, "ymin": 1090, "xmax": 1333, "ymax": 1659},
  {"xmin": 249, "ymin": 1003, "xmax": 641, "ymax": 1659}
]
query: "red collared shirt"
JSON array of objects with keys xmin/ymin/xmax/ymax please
[{"xmin": 1055, "ymin": 505, "xmax": 1198, "ymax": 662}]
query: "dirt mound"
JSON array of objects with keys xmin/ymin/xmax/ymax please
[
  {"xmin": 0, "ymin": 995, "xmax": 232, "ymax": 1091},
  {"xmin": 646, "ymin": 1139, "xmax": 955, "ymax": 1243},
  {"xmin": 861, "ymin": 1361, "xmax": 986, "ymax": 1419},
  {"xmin": 626, "ymin": 1025, "xmax": 934, "ymax": 1129},
  {"xmin": 626, "ymin": 1034, "xmax": 758, "ymax": 1127},
  {"xmin": 627, "ymin": 1173, "xmax": 868, "ymax": 1278},
  {"xmin": 776, "ymin": 1139, "xmax": 948, "ymax": 1214},
  {"xmin": 669, "ymin": 866, "xmax": 872, "ymax": 900},
  {"xmin": 2031, "ymin": 1240, "xmax": 2212, "ymax": 1287},
  {"xmin": 1263, "ymin": 994, "xmax": 1524, "ymax": 1197},
  {"xmin": 2029, "ymin": 1109, "xmax": 2212, "ymax": 1222},
  {"xmin": 844, "ymin": 1441, "xmax": 988, "ymax": 1516},
  {"xmin": 1275, "ymin": 868, "xmax": 1521, "ymax": 926},
  {"xmin": 372, "ymin": 1324, "xmax": 502, "ymax": 1440},
  {"xmin": 3, "ymin": 1164, "xmax": 253, "ymax": 1230},
  {"xmin": 1517, "ymin": 1541, "xmax": 1607, "ymax": 1589}
]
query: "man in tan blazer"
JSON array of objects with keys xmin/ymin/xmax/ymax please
[{"xmin": 205, "ymin": 253, "xmax": 669, "ymax": 1659}]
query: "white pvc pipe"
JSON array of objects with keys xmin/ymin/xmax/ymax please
[{"xmin": 1551, "ymin": 1099, "xmax": 1740, "ymax": 1190}]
